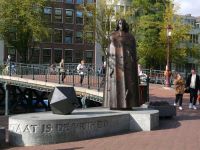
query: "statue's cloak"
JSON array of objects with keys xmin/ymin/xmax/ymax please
[{"xmin": 104, "ymin": 31, "xmax": 139, "ymax": 109}]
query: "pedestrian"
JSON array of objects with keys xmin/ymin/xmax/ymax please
[
  {"xmin": 173, "ymin": 73, "xmax": 185, "ymax": 110},
  {"xmin": 186, "ymin": 68, "xmax": 200, "ymax": 110},
  {"xmin": 49, "ymin": 63, "xmax": 56, "ymax": 75},
  {"xmin": 197, "ymin": 90, "xmax": 200, "ymax": 105},
  {"xmin": 59, "ymin": 58, "xmax": 66, "ymax": 83},
  {"xmin": 77, "ymin": 60, "xmax": 86, "ymax": 86}
]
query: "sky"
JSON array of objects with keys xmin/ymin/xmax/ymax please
[{"xmin": 174, "ymin": 0, "xmax": 200, "ymax": 17}]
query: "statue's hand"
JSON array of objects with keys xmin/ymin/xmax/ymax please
[{"xmin": 110, "ymin": 68, "xmax": 114, "ymax": 77}]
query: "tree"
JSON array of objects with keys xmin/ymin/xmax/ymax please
[
  {"xmin": 160, "ymin": 0, "xmax": 192, "ymax": 67},
  {"xmin": 81, "ymin": 0, "xmax": 134, "ymax": 56},
  {"xmin": 0, "ymin": 0, "xmax": 49, "ymax": 63},
  {"xmin": 132, "ymin": 0, "xmax": 167, "ymax": 69},
  {"xmin": 132, "ymin": 0, "xmax": 192, "ymax": 70}
]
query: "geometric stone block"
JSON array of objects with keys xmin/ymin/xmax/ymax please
[
  {"xmin": 49, "ymin": 86, "xmax": 80, "ymax": 115},
  {"xmin": 147, "ymin": 101, "xmax": 176, "ymax": 117},
  {"xmin": 129, "ymin": 108, "xmax": 159, "ymax": 131}
]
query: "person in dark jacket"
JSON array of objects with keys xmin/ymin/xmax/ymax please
[{"xmin": 186, "ymin": 68, "xmax": 200, "ymax": 110}]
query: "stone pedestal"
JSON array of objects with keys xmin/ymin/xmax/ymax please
[{"xmin": 9, "ymin": 108, "xmax": 159, "ymax": 146}]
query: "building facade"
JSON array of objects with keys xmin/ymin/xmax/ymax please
[
  {"xmin": 175, "ymin": 14, "xmax": 200, "ymax": 74},
  {"xmin": 3, "ymin": 0, "xmax": 96, "ymax": 64}
]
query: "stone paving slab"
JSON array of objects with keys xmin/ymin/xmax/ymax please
[{"xmin": 1, "ymin": 84, "xmax": 200, "ymax": 150}]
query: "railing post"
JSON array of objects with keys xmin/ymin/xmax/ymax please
[
  {"xmin": 72, "ymin": 69, "xmax": 75, "ymax": 86},
  {"xmin": 147, "ymin": 75, "xmax": 150, "ymax": 102},
  {"xmin": 32, "ymin": 65, "xmax": 35, "ymax": 80},
  {"xmin": 45, "ymin": 67, "xmax": 48, "ymax": 82},
  {"xmin": 4, "ymin": 83, "xmax": 9, "ymax": 116},
  {"xmin": 97, "ymin": 73, "xmax": 100, "ymax": 91},
  {"xmin": 87, "ymin": 67, "xmax": 90, "ymax": 89},
  {"xmin": 20, "ymin": 64, "xmax": 23, "ymax": 78},
  {"xmin": 58, "ymin": 68, "xmax": 61, "ymax": 84},
  {"xmin": 9, "ymin": 61, "xmax": 11, "ymax": 76}
]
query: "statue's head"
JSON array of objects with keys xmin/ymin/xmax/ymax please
[{"xmin": 115, "ymin": 19, "xmax": 129, "ymax": 32}]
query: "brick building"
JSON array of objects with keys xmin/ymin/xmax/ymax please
[{"xmin": 3, "ymin": 0, "xmax": 96, "ymax": 64}]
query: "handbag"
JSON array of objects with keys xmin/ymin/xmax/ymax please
[{"xmin": 184, "ymin": 87, "xmax": 190, "ymax": 93}]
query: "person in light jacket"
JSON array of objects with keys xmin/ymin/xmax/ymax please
[{"xmin": 77, "ymin": 60, "xmax": 86, "ymax": 86}]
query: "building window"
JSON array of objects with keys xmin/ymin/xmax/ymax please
[
  {"xmin": 31, "ymin": 48, "xmax": 40, "ymax": 64},
  {"xmin": 86, "ymin": 0, "xmax": 93, "ymax": 3},
  {"xmin": 190, "ymin": 34, "xmax": 199, "ymax": 44},
  {"xmin": 76, "ymin": 10, "xmax": 83, "ymax": 24},
  {"xmin": 65, "ymin": 9, "xmax": 74, "ymax": 24},
  {"xmin": 76, "ymin": 0, "xmax": 83, "ymax": 4},
  {"xmin": 54, "ymin": 49, "xmax": 63, "ymax": 63},
  {"xmin": 54, "ymin": 8, "xmax": 62, "ymax": 22},
  {"xmin": 64, "ymin": 30, "xmax": 73, "ymax": 44},
  {"xmin": 84, "ymin": 50, "xmax": 93, "ymax": 63},
  {"xmin": 42, "ymin": 49, "xmax": 51, "ymax": 64},
  {"xmin": 44, "ymin": 7, "xmax": 52, "ymax": 22},
  {"xmin": 64, "ymin": 50, "xmax": 73, "ymax": 63},
  {"xmin": 74, "ymin": 50, "xmax": 82, "ymax": 63},
  {"xmin": 85, "ymin": 31, "xmax": 94, "ymax": 44},
  {"xmin": 65, "ymin": 0, "xmax": 73, "ymax": 3},
  {"xmin": 54, "ymin": 29, "xmax": 63, "ymax": 43},
  {"xmin": 75, "ymin": 31, "xmax": 83, "ymax": 43},
  {"xmin": 85, "ymin": 11, "xmax": 93, "ymax": 24}
]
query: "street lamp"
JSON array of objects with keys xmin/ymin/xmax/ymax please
[{"xmin": 164, "ymin": 25, "xmax": 172, "ymax": 87}]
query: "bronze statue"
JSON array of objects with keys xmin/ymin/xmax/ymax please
[{"xmin": 104, "ymin": 19, "xmax": 139, "ymax": 110}]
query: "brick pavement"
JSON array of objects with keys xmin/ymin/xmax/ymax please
[{"xmin": 1, "ymin": 84, "xmax": 200, "ymax": 150}]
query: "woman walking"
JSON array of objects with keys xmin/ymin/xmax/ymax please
[{"xmin": 174, "ymin": 73, "xmax": 185, "ymax": 110}]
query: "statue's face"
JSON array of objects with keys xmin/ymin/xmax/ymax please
[{"xmin": 118, "ymin": 20, "xmax": 123, "ymax": 31}]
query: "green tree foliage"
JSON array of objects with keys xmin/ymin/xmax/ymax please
[
  {"xmin": 132, "ymin": 0, "xmax": 191, "ymax": 69},
  {"xmin": 0, "ymin": 0, "xmax": 49, "ymax": 62},
  {"xmin": 132, "ymin": 0, "xmax": 167, "ymax": 69},
  {"xmin": 160, "ymin": 1, "xmax": 191, "ymax": 66}
]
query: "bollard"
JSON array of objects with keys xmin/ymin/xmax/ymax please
[{"xmin": 0, "ymin": 127, "xmax": 6, "ymax": 146}]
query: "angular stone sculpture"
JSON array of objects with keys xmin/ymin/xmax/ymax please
[{"xmin": 49, "ymin": 86, "xmax": 79, "ymax": 115}]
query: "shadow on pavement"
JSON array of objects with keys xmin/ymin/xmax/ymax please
[
  {"xmin": 56, "ymin": 147, "xmax": 84, "ymax": 150},
  {"xmin": 158, "ymin": 117, "xmax": 181, "ymax": 130}
]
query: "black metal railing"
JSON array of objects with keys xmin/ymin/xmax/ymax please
[
  {"xmin": 0, "ymin": 62, "xmax": 185, "ymax": 91},
  {"xmin": 0, "ymin": 62, "xmax": 107, "ymax": 91}
]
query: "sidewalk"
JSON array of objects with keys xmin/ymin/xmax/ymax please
[{"xmin": 1, "ymin": 84, "xmax": 200, "ymax": 150}]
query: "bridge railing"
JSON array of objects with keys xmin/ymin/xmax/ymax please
[
  {"xmin": 0, "ymin": 62, "xmax": 106, "ymax": 91},
  {"xmin": 0, "ymin": 62, "xmax": 185, "ymax": 89}
]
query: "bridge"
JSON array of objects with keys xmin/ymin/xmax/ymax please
[
  {"xmin": 0, "ymin": 62, "xmax": 169, "ymax": 115},
  {"xmin": 0, "ymin": 62, "xmax": 105, "ymax": 115}
]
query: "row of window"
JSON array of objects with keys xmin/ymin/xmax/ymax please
[
  {"xmin": 7, "ymin": 48, "xmax": 93, "ymax": 64},
  {"xmin": 43, "ymin": 29, "xmax": 93, "ymax": 44},
  {"xmin": 31, "ymin": 49, "xmax": 93, "ymax": 64},
  {"xmin": 44, "ymin": 7, "xmax": 93, "ymax": 24},
  {"xmin": 51, "ymin": 0, "xmax": 94, "ymax": 4}
]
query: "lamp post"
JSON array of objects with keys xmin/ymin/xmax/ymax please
[{"xmin": 164, "ymin": 25, "xmax": 172, "ymax": 87}]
